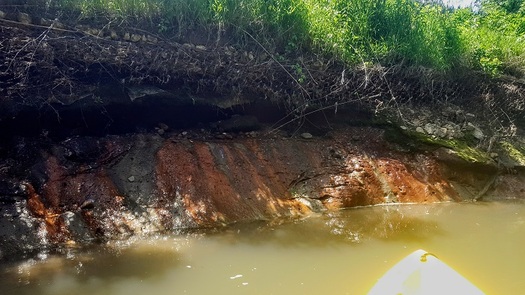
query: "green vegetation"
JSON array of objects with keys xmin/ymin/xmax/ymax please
[
  {"xmin": 17, "ymin": 0, "xmax": 525, "ymax": 75},
  {"xmin": 417, "ymin": 135, "xmax": 493, "ymax": 164},
  {"xmin": 385, "ymin": 127, "xmax": 493, "ymax": 164},
  {"xmin": 455, "ymin": 1, "xmax": 525, "ymax": 76},
  {"xmin": 500, "ymin": 141, "xmax": 525, "ymax": 165},
  {"xmin": 304, "ymin": 0, "xmax": 464, "ymax": 69}
]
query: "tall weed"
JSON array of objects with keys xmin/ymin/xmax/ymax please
[{"xmin": 15, "ymin": 0, "xmax": 525, "ymax": 75}]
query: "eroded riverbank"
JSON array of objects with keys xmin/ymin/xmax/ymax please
[
  {"xmin": 2, "ymin": 4, "xmax": 525, "ymax": 266},
  {"xmin": 2, "ymin": 123, "xmax": 525, "ymax": 262}
]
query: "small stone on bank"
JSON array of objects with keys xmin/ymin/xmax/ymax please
[
  {"xmin": 301, "ymin": 132, "xmax": 313, "ymax": 139},
  {"xmin": 128, "ymin": 176, "xmax": 135, "ymax": 182},
  {"xmin": 424, "ymin": 123, "xmax": 436, "ymax": 135},
  {"xmin": 215, "ymin": 133, "xmax": 233, "ymax": 140},
  {"xmin": 79, "ymin": 198, "xmax": 95, "ymax": 210},
  {"xmin": 472, "ymin": 129, "xmax": 484, "ymax": 140},
  {"xmin": 158, "ymin": 123, "xmax": 169, "ymax": 131},
  {"xmin": 17, "ymin": 12, "xmax": 32, "ymax": 24}
]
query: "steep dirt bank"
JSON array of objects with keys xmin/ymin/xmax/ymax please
[
  {"xmin": 1, "ymin": 122, "xmax": 525, "ymax": 261},
  {"xmin": 2, "ymin": 8, "xmax": 525, "ymax": 262}
]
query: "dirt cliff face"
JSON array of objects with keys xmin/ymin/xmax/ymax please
[
  {"xmin": 3, "ymin": 124, "xmax": 523, "ymax": 261},
  {"xmin": 2, "ymin": 8, "xmax": 525, "ymax": 263}
]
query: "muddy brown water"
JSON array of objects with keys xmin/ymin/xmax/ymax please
[{"xmin": 1, "ymin": 201, "xmax": 524, "ymax": 294}]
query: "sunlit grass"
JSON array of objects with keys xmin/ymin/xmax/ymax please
[{"xmin": 31, "ymin": 0, "xmax": 525, "ymax": 76}]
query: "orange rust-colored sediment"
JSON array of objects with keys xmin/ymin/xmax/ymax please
[
  {"xmin": 152, "ymin": 129, "xmax": 457, "ymax": 226},
  {"xmin": 39, "ymin": 154, "xmax": 133, "ymax": 239},
  {"xmin": 18, "ymin": 127, "xmax": 511, "ymax": 244},
  {"xmin": 24, "ymin": 182, "xmax": 70, "ymax": 243},
  {"xmin": 155, "ymin": 140, "xmax": 315, "ymax": 226}
]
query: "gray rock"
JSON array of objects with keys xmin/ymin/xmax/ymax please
[
  {"xmin": 301, "ymin": 132, "xmax": 313, "ymax": 139},
  {"xmin": 473, "ymin": 128, "xmax": 484, "ymax": 140},
  {"xmin": 466, "ymin": 122, "xmax": 476, "ymax": 131},
  {"xmin": 146, "ymin": 35, "xmax": 158, "ymax": 43},
  {"xmin": 17, "ymin": 12, "xmax": 31, "ymax": 24},
  {"xmin": 467, "ymin": 122, "xmax": 484, "ymax": 140},
  {"xmin": 62, "ymin": 211, "xmax": 92, "ymax": 242},
  {"xmin": 131, "ymin": 34, "xmax": 142, "ymax": 42},
  {"xmin": 455, "ymin": 110, "xmax": 465, "ymax": 121},
  {"xmin": 0, "ymin": 10, "xmax": 6, "ymax": 19},
  {"xmin": 443, "ymin": 122, "xmax": 456, "ymax": 131},
  {"xmin": 158, "ymin": 123, "xmax": 169, "ymax": 131},
  {"xmin": 446, "ymin": 129, "xmax": 457, "ymax": 139},
  {"xmin": 436, "ymin": 127, "xmax": 448, "ymax": 138},
  {"xmin": 107, "ymin": 135, "xmax": 163, "ymax": 207},
  {"xmin": 0, "ymin": 201, "xmax": 45, "ymax": 261},
  {"xmin": 126, "ymin": 85, "xmax": 170, "ymax": 101},
  {"xmin": 441, "ymin": 107, "xmax": 456, "ymax": 118},
  {"xmin": 215, "ymin": 133, "xmax": 233, "ymax": 140},
  {"xmin": 416, "ymin": 127, "xmax": 425, "ymax": 133},
  {"xmin": 424, "ymin": 123, "xmax": 436, "ymax": 135}
]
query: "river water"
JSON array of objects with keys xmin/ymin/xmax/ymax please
[{"xmin": 1, "ymin": 201, "xmax": 524, "ymax": 294}]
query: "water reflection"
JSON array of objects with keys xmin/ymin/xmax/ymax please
[
  {"xmin": 1, "ymin": 201, "xmax": 524, "ymax": 295},
  {"xmin": 209, "ymin": 204, "xmax": 443, "ymax": 247},
  {"xmin": 1, "ymin": 238, "xmax": 188, "ymax": 295}
]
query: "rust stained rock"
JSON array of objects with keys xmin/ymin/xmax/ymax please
[
  {"xmin": 41, "ymin": 154, "xmax": 140, "ymax": 239},
  {"xmin": 153, "ymin": 131, "xmax": 456, "ymax": 226},
  {"xmin": 25, "ymin": 182, "xmax": 70, "ymax": 244},
  {"xmin": 42, "ymin": 160, "xmax": 122, "ymax": 213},
  {"xmin": 318, "ymin": 156, "xmax": 386, "ymax": 210},
  {"xmin": 155, "ymin": 140, "xmax": 315, "ymax": 227},
  {"xmin": 3, "ymin": 127, "xmax": 522, "ymax": 253},
  {"xmin": 373, "ymin": 157, "xmax": 458, "ymax": 203}
]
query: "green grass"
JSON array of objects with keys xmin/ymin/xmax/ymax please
[
  {"xmin": 454, "ymin": 4, "xmax": 525, "ymax": 76},
  {"xmin": 16, "ymin": 0, "xmax": 525, "ymax": 76}
]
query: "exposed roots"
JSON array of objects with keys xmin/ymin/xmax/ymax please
[{"xmin": 1, "ymin": 15, "xmax": 524, "ymax": 138}]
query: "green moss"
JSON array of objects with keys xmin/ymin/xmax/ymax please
[
  {"xmin": 500, "ymin": 141, "xmax": 525, "ymax": 165},
  {"xmin": 419, "ymin": 133, "xmax": 492, "ymax": 163},
  {"xmin": 385, "ymin": 126, "xmax": 492, "ymax": 164}
]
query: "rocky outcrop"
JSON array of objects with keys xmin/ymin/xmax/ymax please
[{"xmin": 2, "ymin": 126, "xmax": 523, "ymax": 261}]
